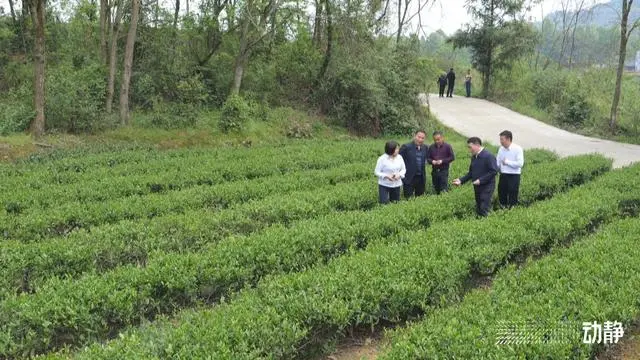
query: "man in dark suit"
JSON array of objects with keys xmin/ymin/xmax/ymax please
[
  {"xmin": 453, "ymin": 137, "xmax": 498, "ymax": 217},
  {"xmin": 437, "ymin": 73, "xmax": 447, "ymax": 98},
  {"xmin": 399, "ymin": 130, "xmax": 428, "ymax": 198},
  {"xmin": 446, "ymin": 68, "xmax": 456, "ymax": 97}
]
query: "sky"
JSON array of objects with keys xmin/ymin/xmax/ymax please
[
  {"xmin": 415, "ymin": 0, "xmax": 613, "ymax": 35},
  {"xmin": 0, "ymin": 0, "xmax": 616, "ymax": 36}
]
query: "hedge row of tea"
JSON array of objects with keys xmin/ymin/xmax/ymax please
[
  {"xmin": 381, "ymin": 216, "xmax": 640, "ymax": 359},
  {"xmin": 0, "ymin": 141, "xmax": 386, "ymax": 211},
  {"xmin": 1, "ymin": 143, "xmax": 555, "ymax": 213},
  {"xmin": 41, "ymin": 159, "xmax": 640, "ymax": 360},
  {"xmin": 1, "ymin": 162, "xmax": 378, "ymax": 240},
  {"xmin": 0, "ymin": 149, "xmax": 478, "ymax": 296},
  {"xmin": 0, "ymin": 177, "xmax": 380, "ymax": 297},
  {"xmin": 0, "ymin": 155, "xmax": 609, "ymax": 358},
  {"xmin": 0, "ymin": 148, "xmax": 559, "ymax": 291}
]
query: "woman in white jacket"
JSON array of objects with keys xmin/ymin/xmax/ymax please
[{"xmin": 374, "ymin": 141, "xmax": 406, "ymax": 204}]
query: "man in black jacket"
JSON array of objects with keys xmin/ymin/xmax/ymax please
[
  {"xmin": 437, "ymin": 73, "xmax": 447, "ymax": 98},
  {"xmin": 453, "ymin": 137, "xmax": 498, "ymax": 217},
  {"xmin": 400, "ymin": 130, "xmax": 428, "ymax": 198},
  {"xmin": 446, "ymin": 68, "xmax": 456, "ymax": 97}
]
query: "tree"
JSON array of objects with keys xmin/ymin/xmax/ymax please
[
  {"xmin": 28, "ymin": 0, "xmax": 46, "ymax": 138},
  {"xmin": 315, "ymin": 0, "xmax": 332, "ymax": 84},
  {"xmin": 186, "ymin": 0, "xmax": 232, "ymax": 67},
  {"xmin": 610, "ymin": 0, "xmax": 639, "ymax": 131},
  {"xmin": 7, "ymin": 0, "xmax": 17, "ymax": 24},
  {"xmin": 106, "ymin": 0, "xmax": 124, "ymax": 113},
  {"xmin": 119, "ymin": 0, "xmax": 140, "ymax": 124},
  {"xmin": 230, "ymin": 0, "xmax": 280, "ymax": 95},
  {"xmin": 450, "ymin": 0, "xmax": 537, "ymax": 98},
  {"xmin": 100, "ymin": 0, "xmax": 110, "ymax": 64}
]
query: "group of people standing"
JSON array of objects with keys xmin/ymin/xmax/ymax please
[
  {"xmin": 438, "ymin": 68, "xmax": 473, "ymax": 98},
  {"xmin": 374, "ymin": 130, "xmax": 524, "ymax": 217}
]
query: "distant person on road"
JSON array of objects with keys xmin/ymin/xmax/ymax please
[
  {"xmin": 464, "ymin": 69, "xmax": 472, "ymax": 97},
  {"xmin": 427, "ymin": 130, "xmax": 455, "ymax": 194},
  {"xmin": 496, "ymin": 130, "xmax": 524, "ymax": 209},
  {"xmin": 446, "ymin": 68, "xmax": 456, "ymax": 97},
  {"xmin": 375, "ymin": 141, "xmax": 406, "ymax": 204},
  {"xmin": 453, "ymin": 137, "xmax": 498, "ymax": 217},
  {"xmin": 438, "ymin": 73, "xmax": 448, "ymax": 98},
  {"xmin": 400, "ymin": 130, "xmax": 428, "ymax": 198}
]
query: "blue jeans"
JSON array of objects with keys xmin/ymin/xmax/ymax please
[{"xmin": 465, "ymin": 81, "xmax": 471, "ymax": 97}]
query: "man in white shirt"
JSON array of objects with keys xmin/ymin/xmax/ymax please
[{"xmin": 496, "ymin": 130, "xmax": 524, "ymax": 208}]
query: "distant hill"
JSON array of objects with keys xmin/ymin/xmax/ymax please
[{"xmin": 545, "ymin": 0, "xmax": 640, "ymax": 28}]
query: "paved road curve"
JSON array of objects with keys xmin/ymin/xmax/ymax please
[{"xmin": 423, "ymin": 94, "xmax": 640, "ymax": 168}]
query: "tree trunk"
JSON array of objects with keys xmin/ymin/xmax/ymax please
[
  {"xmin": 483, "ymin": 46, "xmax": 492, "ymax": 99},
  {"xmin": 396, "ymin": 0, "xmax": 401, "ymax": 43},
  {"xmin": 20, "ymin": 0, "xmax": 29, "ymax": 56},
  {"xmin": 231, "ymin": 15, "xmax": 250, "ymax": 95},
  {"xmin": 29, "ymin": 0, "xmax": 46, "ymax": 139},
  {"xmin": 568, "ymin": 0, "xmax": 586, "ymax": 69},
  {"xmin": 8, "ymin": 0, "xmax": 17, "ymax": 24},
  {"xmin": 106, "ymin": 2, "xmax": 124, "ymax": 113},
  {"xmin": 174, "ymin": 0, "xmax": 180, "ymax": 28},
  {"xmin": 557, "ymin": 0, "xmax": 570, "ymax": 68},
  {"xmin": 100, "ymin": 0, "xmax": 109, "ymax": 64},
  {"xmin": 315, "ymin": 0, "xmax": 332, "ymax": 85},
  {"xmin": 610, "ymin": 0, "xmax": 633, "ymax": 131},
  {"xmin": 312, "ymin": 0, "xmax": 323, "ymax": 47},
  {"xmin": 155, "ymin": 0, "xmax": 159, "ymax": 27},
  {"xmin": 119, "ymin": 0, "xmax": 140, "ymax": 125}
]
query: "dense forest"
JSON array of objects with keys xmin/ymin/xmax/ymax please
[{"xmin": 1, "ymin": 0, "xmax": 640, "ymax": 141}]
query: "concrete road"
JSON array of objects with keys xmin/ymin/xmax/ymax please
[{"xmin": 423, "ymin": 93, "xmax": 640, "ymax": 168}]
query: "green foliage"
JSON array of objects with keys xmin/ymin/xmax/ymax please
[
  {"xmin": 450, "ymin": 0, "xmax": 537, "ymax": 97},
  {"xmin": 530, "ymin": 68, "xmax": 568, "ymax": 110},
  {"xmin": 553, "ymin": 83, "xmax": 592, "ymax": 127},
  {"xmin": 493, "ymin": 64, "xmax": 640, "ymax": 140},
  {"xmin": 381, "ymin": 181, "xmax": 640, "ymax": 359},
  {"xmin": 0, "ymin": 153, "xmax": 603, "ymax": 357},
  {"xmin": 326, "ymin": 64, "xmax": 385, "ymax": 135},
  {"xmin": 0, "ymin": 141, "xmax": 384, "ymax": 241},
  {"xmin": 43, "ymin": 63, "xmax": 109, "ymax": 133},
  {"xmin": 0, "ymin": 98, "xmax": 34, "ymax": 135},
  {"xmin": 272, "ymin": 34, "xmax": 322, "ymax": 104},
  {"xmin": 219, "ymin": 94, "xmax": 252, "ymax": 133},
  {"xmin": 50, "ymin": 155, "xmax": 616, "ymax": 360},
  {"xmin": 285, "ymin": 119, "xmax": 313, "ymax": 138},
  {"xmin": 319, "ymin": 38, "xmax": 427, "ymax": 136},
  {"xmin": 136, "ymin": 101, "xmax": 200, "ymax": 129}
]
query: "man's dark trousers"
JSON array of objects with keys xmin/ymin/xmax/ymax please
[
  {"xmin": 447, "ymin": 83, "xmax": 455, "ymax": 97},
  {"xmin": 431, "ymin": 168, "xmax": 449, "ymax": 194},
  {"xmin": 474, "ymin": 182, "xmax": 495, "ymax": 217},
  {"xmin": 498, "ymin": 173, "xmax": 520, "ymax": 208},
  {"xmin": 403, "ymin": 174, "xmax": 425, "ymax": 198}
]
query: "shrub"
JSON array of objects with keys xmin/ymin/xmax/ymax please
[
  {"xmin": 553, "ymin": 82, "xmax": 592, "ymax": 127},
  {"xmin": 285, "ymin": 119, "xmax": 313, "ymax": 138},
  {"xmin": 531, "ymin": 69, "xmax": 568, "ymax": 110},
  {"xmin": 45, "ymin": 63, "xmax": 108, "ymax": 133},
  {"xmin": 219, "ymin": 94, "xmax": 251, "ymax": 133},
  {"xmin": 0, "ymin": 99, "xmax": 34, "ymax": 135},
  {"xmin": 144, "ymin": 101, "xmax": 200, "ymax": 129}
]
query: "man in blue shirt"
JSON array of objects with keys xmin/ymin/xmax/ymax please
[
  {"xmin": 400, "ymin": 130, "xmax": 428, "ymax": 198},
  {"xmin": 453, "ymin": 137, "xmax": 498, "ymax": 217}
]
